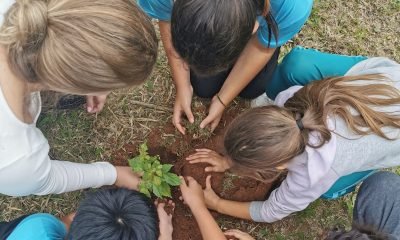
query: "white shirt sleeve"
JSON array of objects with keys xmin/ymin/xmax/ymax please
[
  {"xmin": 249, "ymin": 154, "xmax": 339, "ymax": 222},
  {"xmin": 0, "ymin": 133, "xmax": 117, "ymax": 197}
]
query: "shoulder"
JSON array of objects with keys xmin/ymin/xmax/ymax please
[
  {"xmin": 273, "ymin": 85, "xmax": 303, "ymax": 106},
  {"xmin": 137, "ymin": 0, "xmax": 174, "ymax": 21},
  {"xmin": 257, "ymin": 0, "xmax": 314, "ymax": 47},
  {"xmin": 7, "ymin": 213, "xmax": 67, "ymax": 240}
]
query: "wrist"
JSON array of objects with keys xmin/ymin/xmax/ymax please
[{"xmin": 158, "ymin": 234, "xmax": 172, "ymax": 240}]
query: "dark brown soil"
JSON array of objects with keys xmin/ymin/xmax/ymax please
[{"xmin": 112, "ymin": 107, "xmax": 282, "ymax": 240}]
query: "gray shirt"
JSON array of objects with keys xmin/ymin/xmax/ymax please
[{"xmin": 250, "ymin": 57, "xmax": 400, "ymax": 223}]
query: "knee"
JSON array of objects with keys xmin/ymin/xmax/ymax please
[
  {"xmin": 360, "ymin": 171, "xmax": 400, "ymax": 194},
  {"xmin": 192, "ymin": 86, "xmax": 216, "ymax": 98},
  {"xmin": 278, "ymin": 47, "xmax": 319, "ymax": 86}
]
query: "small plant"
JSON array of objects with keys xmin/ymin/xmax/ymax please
[{"xmin": 129, "ymin": 143, "xmax": 181, "ymax": 198}]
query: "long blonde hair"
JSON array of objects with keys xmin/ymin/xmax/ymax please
[
  {"xmin": 224, "ymin": 74, "xmax": 400, "ymax": 182},
  {"xmin": 0, "ymin": 0, "xmax": 158, "ymax": 94}
]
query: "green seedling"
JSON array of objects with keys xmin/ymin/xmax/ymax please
[{"xmin": 129, "ymin": 143, "xmax": 181, "ymax": 198}]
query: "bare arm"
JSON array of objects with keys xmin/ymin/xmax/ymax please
[
  {"xmin": 180, "ymin": 177, "xmax": 226, "ymax": 240},
  {"xmin": 200, "ymin": 36, "xmax": 275, "ymax": 130},
  {"xmin": 219, "ymin": 36, "xmax": 275, "ymax": 104},
  {"xmin": 159, "ymin": 21, "xmax": 194, "ymax": 134},
  {"xmin": 191, "ymin": 205, "xmax": 227, "ymax": 240},
  {"xmin": 216, "ymin": 199, "xmax": 252, "ymax": 220}
]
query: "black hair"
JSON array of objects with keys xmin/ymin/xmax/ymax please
[
  {"xmin": 325, "ymin": 225, "xmax": 389, "ymax": 240},
  {"xmin": 68, "ymin": 188, "xmax": 159, "ymax": 240},
  {"xmin": 171, "ymin": 0, "xmax": 278, "ymax": 76}
]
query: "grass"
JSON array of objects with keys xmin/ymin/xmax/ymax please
[{"xmin": 1, "ymin": 0, "xmax": 399, "ymax": 239}]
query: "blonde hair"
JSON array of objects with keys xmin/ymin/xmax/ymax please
[
  {"xmin": 0, "ymin": 0, "xmax": 158, "ymax": 94},
  {"xmin": 224, "ymin": 75, "xmax": 400, "ymax": 182}
]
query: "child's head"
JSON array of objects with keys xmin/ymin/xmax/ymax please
[
  {"xmin": 68, "ymin": 188, "xmax": 159, "ymax": 240},
  {"xmin": 0, "ymin": 0, "xmax": 157, "ymax": 94},
  {"xmin": 171, "ymin": 0, "xmax": 272, "ymax": 75},
  {"xmin": 224, "ymin": 75, "xmax": 400, "ymax": 182}
]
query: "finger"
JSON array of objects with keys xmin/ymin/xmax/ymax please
[
  {"xmin": 205, "ymin": 166, "xmax": 223, "ymax": 173},
  {"xmin": 224, "ymin": 230, "xmax": 243, "ymax": 238},
  {"xmin": 184, "ymin": 107, "xmax": 195, "ymax": 124},
  {"xmin": 206, "ymin": 175, "xmax": 212, "ymax": 189},
  {"xmin": 195, "ymin": 148, "xmax": 212, "ymax": 153},
  {"xmin": 210, "ymin": 119, "xmax": 219, "ymax": 132},
  {"xmin": 179, "ymin": 176, "xmax": 187, "ymax": 188},
  {"xmin": 200, "ymin": 116, "xmax": 212, "ymax": 129},
  {"xmin": 94, "ymin": 99, "xmax": 106, "ymax": 113},
  {"xmin": 86, "ymin": 96, "xmax": 94, "ymax": 113},
  {"xmin": 173, "ymin": 111, "xmax": 186, "ymax": 135}
]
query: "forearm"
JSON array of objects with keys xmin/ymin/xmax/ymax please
[
  {"xmin": 37, "ymin": 160, "xmax": 117, "ymax": 195},
  {"xmin": 158, "ymin": 21, "xmax": 190, "ymax": 89},
  {"xmin": 216, "ymin": 199, "xmax": 252, "ymax": 220},
  {"xmin": 191, "ymin": 206, "xmax": 226, "ymax": 240},
  {"xmin": 219, "ymin": 36, "xmax": 275, "ymax": 104}
]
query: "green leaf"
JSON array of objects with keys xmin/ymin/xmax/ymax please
[
  {"xmin": 164, "ymin": 172, "xmax": 181, "ymax": 186},
  {"xmin": 153, "ymin": 176, "xmax": 161, "ymax": 186},
  {"xmin": 139, "ymin": 143, "xmax": 148, "ymax": 157},
  {"xmin": 128, "ymin": 159, "xmax": 143, "ymax": 173},
  {"xmin": 152, "ymin": 183, "xmax": 163, "ymax": 198},
  {"xmin": 139, "ymin": 184, "xmax": 151, "ymax": 198},
  {"xmin": 159, "ymin": 182, "xmax": 172, "ymax": 198},
  {"xmin": 161, "ymin": 164, "xmax": 173, "ymax": 173}
]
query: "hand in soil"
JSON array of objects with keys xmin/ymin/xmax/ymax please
[
  {"xmin": 114, "ymin": 166, "xmax": 142, "ymax": 190},
  {"xmin": 224, "ymin": 229, "xmax": 255, "ymax": 240},
  {"xmin": 204, "ymin": 175, "xmax": 221, "ymax": 211},
  {"xmin": 200, "ymin": 95, "xmax": 225, "ymax": 132},
  {"xmin": 186, "ymin": 149, "xmax": 231, "ymax": 172},
  {"xmin": 179, "ymin": 176, "xmax": 207, "ymax": 209},
  {"xmin": 173, "ymin": 85, "xmax": 194, "ymax": 135},
  {"xmin": 156, "ymin": 200, "xmax": 175, "ymax": 240}
]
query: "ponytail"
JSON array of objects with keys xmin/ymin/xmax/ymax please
[{"xmin": 224, "ymin": 74, "xmax": 400, "ymax": 182}]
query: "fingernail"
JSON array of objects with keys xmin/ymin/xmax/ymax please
[{"xmin": 87, "ymin": 107, "xmax": 92, "ymax": 112}]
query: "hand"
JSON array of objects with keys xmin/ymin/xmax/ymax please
[
  {"xmin": 204, "ymin": 175, "xmax": 221, "ymax": 211},
  {"xmin": 114, "ymin": 166, "xmax": 142, "ymax": 190},
  {"xmin": 224, "ymin": 229, "xmax": 255, "ymax": 240},
  {"xmin": 173, "ymin": 86, "xmax": 194, "ymax": 135},
  {"xmin": 86, "ymin": 92, "xmax": 109, "ymax": 113},
  {"xmin": 200, "ymin": 95, "xmax": 225, "ymax": 132},
  {"xmin": 186, "ymin": 149, "xmax": 231, "ymax": 173},
  {"xmin": 156, "ymin": 200, "xmax": 174, "ymax": 240},
  {"xmin": 179, "ymin": 176, "xmax": 206, "ymax": 209}
]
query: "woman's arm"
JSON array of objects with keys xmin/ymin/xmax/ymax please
[
  {"xmin": 200, "ymin": 36, "xmax": 275, "ymax": 130},
  {"xmin": 159, "ymin": 21, "xmax": 194, "ymax": 135}
]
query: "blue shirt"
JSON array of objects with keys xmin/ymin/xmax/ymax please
[
  {"xmin": 7, "ymin": 214, "xmax": 67, "ymax": 240},
  {"xmin": 137, "ymin": 0, "xmax": 313, "ymax": 48}
]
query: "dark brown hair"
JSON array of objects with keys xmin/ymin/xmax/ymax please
[
  {"xmin": 171, "ymin": 0, "xmax": 278, "ymax": 76},
  {"xmin": 224, "ymin": 74, "xmax": 400, "ymax": 182}
]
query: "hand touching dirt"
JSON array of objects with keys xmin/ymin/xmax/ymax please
[
  {"xmin": 204, "ymin": 175, "xmax": 221, "ymax": 211},
  {"xmin": 186, "ymin": 149, "xmax": 232, "ymax": 172},
  {"xmin": 173, "ymin": 85, "xmax": 194, "ymax": 135},
  {"xmin": 224, "ymin": 229, "xmax": 255, "ymax": 240},
  {"xmin": 179, "ymin": 176, "xmax": 207, "ymax": 209},
  {"xmin": 156, "ymin": 200, "xmax": 175, "ymax": 240},
  {"xmin": 200, "ymin": 95, "xmax": 225, "ymax": 132},
  {"xmin": 114, "ymin": 166, "xmax": 141, "ymax": 190}
]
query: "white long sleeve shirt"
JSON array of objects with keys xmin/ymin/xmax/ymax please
[
  {"xmin": 250, "ymin": 57, "xmax": 400, "ymax": 222},
  {"xmin": 0, "ymin": 0, "xmax": 117, "ymax": 197},
  {"xmin": 0, "ymin": 89, "xmax": 117, "ymax": 196}
]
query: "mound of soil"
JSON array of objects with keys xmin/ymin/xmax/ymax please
[{"xmin": 112, "ymin": 108, "xmax": 281, "ymax": 240}]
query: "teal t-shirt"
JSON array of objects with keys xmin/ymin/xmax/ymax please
[
  {"xmin": 137, "ymin": 0, "xmax": 313, "ymax": 48},
  {"xmin": 7, "ymin": 214, "xmax": 67, "ymax": 240}
]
